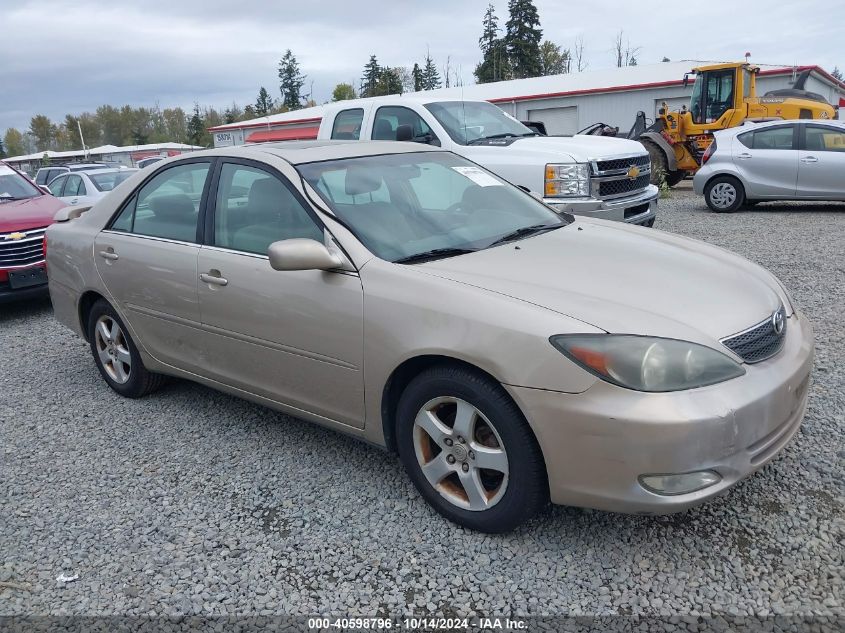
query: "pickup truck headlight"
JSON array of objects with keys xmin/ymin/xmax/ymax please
[
  {"xmin": 544, "ymin": 163, "xmax": 590, "ymax": 198},
  {"xmin": 550, "ymin": 334, "xmax": 745, "ymax": 392}
]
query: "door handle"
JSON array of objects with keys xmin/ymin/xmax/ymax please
[
  {"xmin": 200, "ymin": 271, "xmax": 228, "ymax": 286},
  {"xmin": 737, "ymin": 153, "xmax": 752, "ymax": 159},
  {"xmin": 70, "ymin": 199, "xmax": 79, "ymax": 205},
  {"xmin": 99, "ymin": 250, "xmax": 119, "ymax": 261},
  {"xmin": 800, "ymin": 156, "xmax": 819, "ymax": 163}
]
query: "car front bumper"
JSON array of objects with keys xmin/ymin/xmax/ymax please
[
  {"xmin": 544, "ymin": 185, "xmax": 658, "ymax": 226},
  {"xmin": 506, "ymin": 309, "xmax": 814, "ymax": 514},
  {"xmin": 0, "ymin": 264, "xmax": 50, "ymax": 304}
]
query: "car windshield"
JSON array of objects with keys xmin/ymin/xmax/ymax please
[
  {"xmin": 88, "ymin": 170, "xmax": 137, "ymax": 192},
  {"xmin": 0, "ymin": 165, "xmax": 41, "ymax": 203},
  {"xmin": 297, "ymin": 152, "xmax": 568, "ymax": 263},
  {"xmin": 425, "ymin": 101, "xmax": 534, "ymax": 145}
]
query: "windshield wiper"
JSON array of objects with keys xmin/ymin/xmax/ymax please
[
  {"xmin": 487, "ymin": 223, "xmax": 563, "ymax": 247},
  {"xmin": 467, "ymin": 133, "xmax": 519, "ymax": 145},
  {"xmin": 394, "ymin": 247, "xmax": 477, "ymax": 265}
]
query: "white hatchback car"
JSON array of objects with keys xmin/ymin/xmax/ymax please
[
  {"xmin": 48, "ymin": 169, "xmax": 138, "ymax": 207},
  {"xmin": 694, "ymin": 120, "xmax": 845, "ymax": 212}
]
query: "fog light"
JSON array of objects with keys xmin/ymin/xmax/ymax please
[{"xmin": 638, "ymin": 470, "xmax": 721, "ymax": 496}]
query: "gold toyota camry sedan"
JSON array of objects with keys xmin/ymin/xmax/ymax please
[{"xmin": 47, "ymin": 141, "xmax": 814, "ymax": 533}]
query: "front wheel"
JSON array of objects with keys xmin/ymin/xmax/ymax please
[
  {"xmin": 704, "ymin": 176, "xmax": 745, "ymax": 213},
  {"xmin": 396, "ymin": 366, "xmax": 548, "ymax": 533}
]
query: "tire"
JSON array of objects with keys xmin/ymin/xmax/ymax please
[
  {"xmin": 87, "ymin": 299, "xmax": 165, "ymax": 398},
  {"xmin": 704, "ymin": 176, "xmax": 745, "ymax": 213},
  {"xmin": 644, "ymin": 218, "xmax": 656, "ymax": 228},
  {"xmin": 642, "ymin": 139, "xmax": 685, "ymax": 187},
  {"xmin": 396, "ymin": 365, "xmax": 548, "ymax": 533}
]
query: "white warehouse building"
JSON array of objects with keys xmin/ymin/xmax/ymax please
[{"xmin": 209, "ymin": 60, "xmax": 845, "ymax": 146}]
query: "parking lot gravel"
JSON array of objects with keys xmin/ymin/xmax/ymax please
[{"xmin": 1, "ymin": 189, "xmax": 842, "ymax": 622}]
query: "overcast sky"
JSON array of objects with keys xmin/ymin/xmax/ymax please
[{"xmin": 2, "ymin": 0, "xmax": 842, "ymax": 132}]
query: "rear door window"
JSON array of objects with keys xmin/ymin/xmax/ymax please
[
  {"xmin": 331, "ymin": 109, "xmax": 365, "ymax": 140},
  {"xmin": 805, "ymin": 126, "xmax": 845, "ymax": 152},
  {"xmin": 48, "ymin": 175, "xmax": 67, "ymax": 196},
  {"xmin": 751, "ymin": 126, "xmax": 795, "ymax": 150}
]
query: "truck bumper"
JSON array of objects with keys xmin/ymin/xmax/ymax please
[{"xmin": 544, "ymin": 185, "xmax": 658, "ymax": 226}]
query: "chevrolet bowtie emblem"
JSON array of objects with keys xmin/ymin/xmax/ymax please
[
  {"xmin": 6, "ymin": 232, "xmax": 27, "ymax": 241},
  {"xmin": 627, "ymin": 165, "xmax": 640, "ymax": 180}
]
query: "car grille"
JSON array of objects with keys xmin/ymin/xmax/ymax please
[
  {"xmin": 721, "ymin": 307, "xmax": 787, "ymax": 363},
  {"xmin": 594, "ymin": 154, "xmax": 650, "ymax": 173},
  {"xmin": 598, "ymin": 174, "xmax": 651, "ymax": 198},
  {"xmin": 0, "ymin": 227, "xmax": 47, "ymax": 268}
]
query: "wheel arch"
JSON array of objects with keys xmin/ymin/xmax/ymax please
[
  {"xmin": 381, "ymin": 354, "xmax": 515, "ymax": 454},
  {"xmin": 77, "ymin": 290, "xmax": 108, "ymax": 341}
]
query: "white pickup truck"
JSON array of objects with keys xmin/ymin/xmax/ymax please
[{"xmin": 316, "ymin": 96, "xmax": 658, "ymax": 226}]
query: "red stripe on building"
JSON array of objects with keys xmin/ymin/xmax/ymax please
[
  {"xmin": 208, "ymin": 116, "xmax": 322, "ymax": 133},
  {"xmin": 245, "ymin": 127, "xmax": 320, "ymax": 143}
]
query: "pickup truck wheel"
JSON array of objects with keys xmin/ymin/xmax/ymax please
[
  {"xmin": 396, "ymin": 365, "xmax": 548, "ymax": 533},
  {"xmin": 87, "ymin": 299, "xmax": 165, "ymax": 398},
  {"xmin": 704, "ymin": 176, "xmax": 745, "ymax": 213}
]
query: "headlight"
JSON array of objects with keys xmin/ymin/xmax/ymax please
[
  {"xmin": 550, "ymin": 334, "xmax": 745, "ymax": 392},
  {"xmin": 545, "ymin": 163, "xmax": 590, "ymax": 198}
]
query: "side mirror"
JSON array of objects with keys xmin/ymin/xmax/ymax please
[
  {"xmin": 54, "ymin": 205, "xmax": 93, "ymax": 222},
  {"xmin": 267, "ymin": 239, "xmax": 343, "ymax": 271}
]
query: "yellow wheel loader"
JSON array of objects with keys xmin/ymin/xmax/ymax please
[{"xmin": 584, "ymin": 62, "xmax": 837, "ymax": 186}]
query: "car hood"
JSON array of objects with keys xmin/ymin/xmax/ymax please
[
  {"xmin": 464, "ymin": 134, "xmax": 648, "ymax": 163},
  {"xmin": 417, "ymin": 219, "xmax": 783, "ymax": 345},
  {"xmin": 0, "ymin": 195, "xmax": 66, "ymax": 232}
]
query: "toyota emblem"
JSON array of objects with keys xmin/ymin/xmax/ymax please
[{"xmin": 772, "ymin": 310, "xmax": 785, "ymax": 335}]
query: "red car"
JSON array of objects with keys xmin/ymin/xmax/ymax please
[{"xmin": 0, "ymin": 162, "xmax": 66, "ymax": 302}]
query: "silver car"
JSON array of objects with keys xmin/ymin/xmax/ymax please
[
  {"xmin": 48, "ymin": 168, "xmax": 139, "ymax": 208},
  {"xmin": 47, "ymin": 142, "xmax": 813, "ymax": 533},
  {"xmin": 694, "ymin": 120, "xmax": 845, "ymax": 212}
]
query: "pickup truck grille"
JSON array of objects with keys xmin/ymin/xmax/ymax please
[
  {"xmin": 598, "ymin": 174, "xmax": 651, "ymax": 198},
  {"xmin": 721, "ymin": 307, "xmax": 787, "ymax": 363},
  {"xmin": 594, "ymin": 154, "xmax": 650, "ymax": 173},
  {"xmin": 0, "ymin": 227, "xmax": 47, "ymax": 268},
  {"xmin": 590, "ymin": 154, "xmax": 651, "ymax": 201}
]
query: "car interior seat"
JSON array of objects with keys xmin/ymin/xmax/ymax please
[{"xmin": 139, "ymin": 193, "xmax": 198, "ymax": 242}]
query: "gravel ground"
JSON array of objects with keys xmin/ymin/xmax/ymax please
[{"xmin": 1, "ymin": 189, "xmax": 843, "ymax": 622}]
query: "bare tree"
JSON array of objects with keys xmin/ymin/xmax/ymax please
[
  {"xmin": 442, "ymin": 55, "xmax": 452, "ymax": 88},
  {"xmin": 614, "ymin": 30, "xmax": 641, "ymax": 67},
  {"xmin": 574, "ymin": 35, "xmax": 587, "ymax": 72}
]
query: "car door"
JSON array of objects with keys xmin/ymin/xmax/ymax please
[
  {"xmin": 196, "ymin": 159, "xmax": 365, "ymax": 428},
  {"xmin": 94, "ymin": 159, "xmax": 214, "ymax": 373},
  {"xmin": 733, "ymin": 125, "xmax": 799, "ymax": 198},
  {"xmin": 47, "ymin": 175, "xmax": 67, "ymax": 197},
  {"xmin": 59, "ymin": 174, "xmax": 97, "ymax": 207},
  {"xmin": 798, "ymin": 125, "xmax": 845, "ymax": 199}
]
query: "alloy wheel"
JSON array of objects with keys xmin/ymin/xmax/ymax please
[
  {"xmin": 412, "ymin": 396, "xmax": 509, "ymax": 511},
  {"xmin": 94, "ymin": 315, "xmax": 132, "ymax": 384}
]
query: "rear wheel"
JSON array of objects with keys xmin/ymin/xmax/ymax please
[
  {"xmin": 704, "ymin": 176, "xmax": 745, "ymax": 213},
  {"xmin": 87, "ymin": 300, "xmax": 165, "ymax": 398},
  {"xmin": 396, "ymin": 366, "xmax": 547, "ymax": 533},
  {"xmin": 642, "ymin": 139, "xmax": 685, "ymax": 187}
]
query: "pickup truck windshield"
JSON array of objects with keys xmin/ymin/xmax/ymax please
[
  {"xmin": 425, "ymin": 101, "xmax": 534, "ymax": 145},
  {"xmin": 0, "ymin": 166, "xmax": 41, "ymax": 203},
  {"xmin": 298, "ymin": 152, "xmax": 567, "ymax": 263}
]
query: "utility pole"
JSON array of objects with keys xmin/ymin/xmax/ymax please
[{"xmin": 77, "ymin": 119, "xmax": 88, "ymax": 159}]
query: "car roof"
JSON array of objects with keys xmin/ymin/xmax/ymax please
[
  {"xmin": 222, "ymin": 140, "xmax": 445, "ymax": 164},
  {"xmin": 717, "ymin": 118, "xmax": 845, "ymax": 137},
  {"xmin": 79, "ymin": 167, "xmax": 137, "ymax": 175}
]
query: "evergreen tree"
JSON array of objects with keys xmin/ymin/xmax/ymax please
[
  {"xmin": 0, "ymin": 137, "xmax": 5, "ymax": 159},
  {"xmin": 505, "ymin": 0, "xmax": 543, "ymax": 79},
  {"xmin": 474, "ymin": 4, "xmax": 510, "ymax": 83},
  {"xmin": 278, "ymin": 50, "xmax": 306, "ymax": 110},
  {"xmin": 412, "ymin": 63, "xmax": 424, "ymax": 92},
  {"xmin": 378, "ymin": 68, "xmax": 404, "ymax": 95},
  {"xmin": 255, "ymin": 87, "xmax": 274, "ymax": 116},
  {"xmin": 360, "ymin": 55, "xmax": 381, "ymax": 98},
  {"xmin": 421, "ymin": 51, "xmax": 442, "ymax": 90},
  {"xmin": 3, "ymin": 128, "xmax": 26, "ymax": 157},
  {"xmin": 832, "ymin": 67, "xmax": 843, "ymax": 81},
  {"xmin": 187, "ymin": 103, "xmax": 205, "ymax": 147}
]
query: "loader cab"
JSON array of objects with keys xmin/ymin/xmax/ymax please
[{"xmin": 688, "ymin": 64, "xmax": 756, "ymax": 127}]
